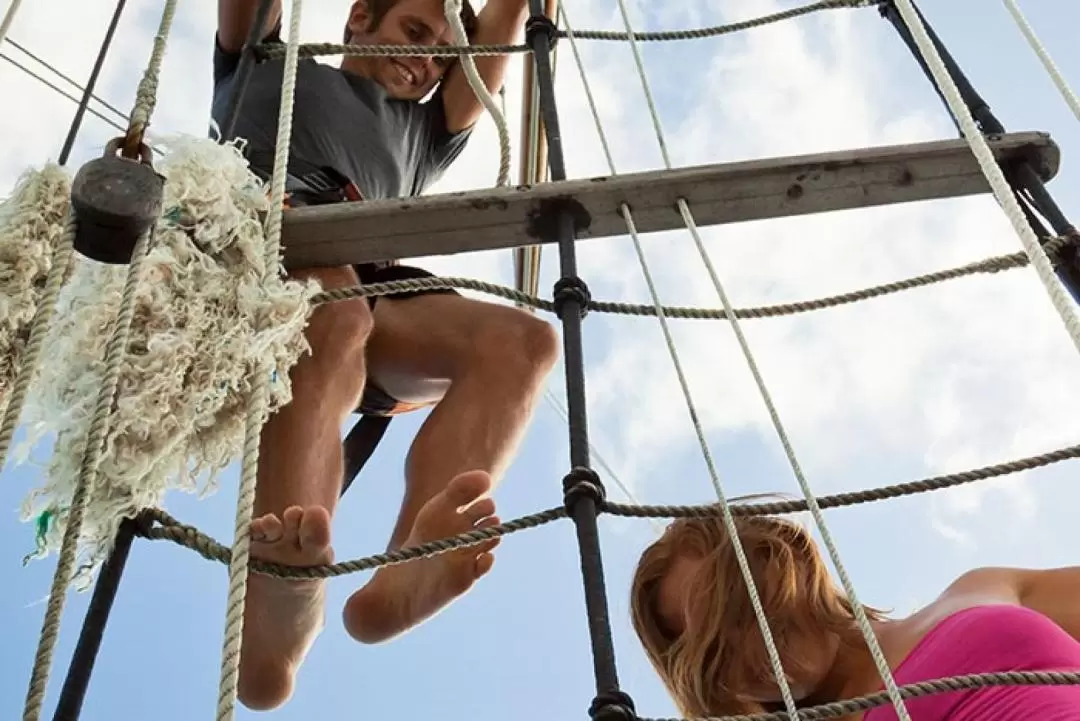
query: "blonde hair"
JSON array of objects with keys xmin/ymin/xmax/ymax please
[{"xmin": 629, "ymin": 512, "xmax": 885, "ymax": 717}]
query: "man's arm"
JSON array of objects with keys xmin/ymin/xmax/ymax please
[
  {"xmin": 218, "ymin": 0, "xmax": 282, "ymax": 54},
  {"xmin": 440, "ymin": 0, "xmax": 529, "ymax": 134}
]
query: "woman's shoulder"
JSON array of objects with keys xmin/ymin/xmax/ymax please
[{"xmin": 875, "ymin": 569, "xmax": 1027, "ymax": 659}]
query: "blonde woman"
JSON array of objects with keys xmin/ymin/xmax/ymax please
[{"xmin": 630, "ymin": 513, "xmax": 1080, "ymax": 720}]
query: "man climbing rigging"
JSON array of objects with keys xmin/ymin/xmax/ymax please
[{"xmin": 212, "ymin": 0, "xmax": 559, "ymax": 711}]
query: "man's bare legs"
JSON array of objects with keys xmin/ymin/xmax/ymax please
[
  {"xmin": 237, "ymin": 266, "xmax": 372, "ymax": 711},
  {"xmin": 344, "ymin": 293, "xmax": 560, "ymax": 644}
]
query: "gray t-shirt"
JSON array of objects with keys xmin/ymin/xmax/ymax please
[{"xmin": 210, "ymin": 28, "xmax": 470, "ymax": 200}]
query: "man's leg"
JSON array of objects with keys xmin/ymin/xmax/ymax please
[
  {"xmin": 344, "ymin": 292, "xmax": 560, "ymax": 643},
  {"xmin": 237, "ymin": 266, "xmax": 372, "ymax": 711}
]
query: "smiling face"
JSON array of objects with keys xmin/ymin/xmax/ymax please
[{"xmin": 344, "ymin": 0, "xmax": 459, "ymax": 100}]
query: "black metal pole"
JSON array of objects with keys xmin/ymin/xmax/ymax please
[
  {"xmin": 219, "ymin": 0, "xmax": 278, "ymax": 140},
  {"xmin": 877, "ymin": 0, "xmax": 1080, "ymax": 301},
  {"xmin": 51, "ymin": 517, "xmax": 140, "ymax": 721},
  {"xmin": 58, "ymin": 0, "xmax": 128, "ymax": 165},
  {"xmin": 525, "ymin": 5, "xmax": 632, "ymax": 719}
]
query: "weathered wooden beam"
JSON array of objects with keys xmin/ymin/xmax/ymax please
[{"xmin": 281, "ymin": 131, "xmax": 1059, "ymax": 269}]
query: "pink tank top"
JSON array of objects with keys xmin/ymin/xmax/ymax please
[{"xmin": 864, "ymin": 605, "xmax": 1080, "ymax": 721}]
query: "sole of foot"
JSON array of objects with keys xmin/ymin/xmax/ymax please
[
  {"xmin": 343, "ymin": 469, "xmax": 501, "ymax": 644},
  {"xmin": 237, "ymin": 505, "xmax": 334, "ymax": 711}
]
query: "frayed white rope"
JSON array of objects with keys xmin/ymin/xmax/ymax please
[
  {"xmin": 22, "ymin": 228, "xmax": 154, "ymax": 721},
  {"xmin": 21, "ymin": 1, "xmax": 182, "ymax": 716},
  {"xmin": 18, "ymin": 137, "xmax": 315, "ymax": 580},
  {"xmin": 0, "ymin": 167, "xmax": 73, "ymax": 469}
]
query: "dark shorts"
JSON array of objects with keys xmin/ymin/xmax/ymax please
[
  {"xmin": 353, "ymin": 262, "xmax": 454, "ymax": 310},
  {"xmin": 277, "ymin": 177, "xmax": 457, "ymax": 418}
]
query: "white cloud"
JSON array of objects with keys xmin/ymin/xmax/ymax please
[
  {"xmin": 3, "ymin": 0, "xmax": 1079, "ymax": 579},
  {"xmin": 545, "ymin": 0, "xmax": 1080, "ymax": 560}
]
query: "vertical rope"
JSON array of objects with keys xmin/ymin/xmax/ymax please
[
  {"xmin": 21, "ymin": 228, "xmax": 154, "ymax": 721},
  {"xmin": 893, "ymin": 0, "xmax": 1080, "ymax": 357},
  {"xmin": 1001, "ymin": 0, "xmax": 1080, "ymax": 124},
  {"xmin": 622, "ymin": 207, "xmax": 803, "ymax": 720},
  {"xmin": 559, "ymin": 5, "xmax": 802, "ymax": 714},
  {"xmin": 564, "ymin": 2, "xmax": 916, "ymax": 717},
  {"xmin": 214, "ymin": 0, "xmax": 304, "ymax": 717},
  {"xmin": 0, "ymin": 0, "xmax": 25, "ymax": 48},
  {"xmin": 0, "ymin": 214, "xmax": 74, "ymax": 471},
  {"xmin": 123, "ymin": 0, "xmax": 178, "ymax": 155},
  {"xmin": 611, "ymin": 0, "xmax": 913, "ymax": 714},
  {"xmin": 443, "ymin": 0, "xmax": 511, "ymax": 186}
]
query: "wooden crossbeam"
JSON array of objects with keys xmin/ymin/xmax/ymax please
[{"xmin": 281, "ymin": 132, "xmax": 1059, "ymax": 269}]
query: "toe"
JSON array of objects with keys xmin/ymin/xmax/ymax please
[
  {"xmin": 251, "ymin": 514, "xmax": 283, "ymax": 544},
  {"xmin": 473, "ymin": 516, "xmax": 502, "ymax": 554},
  {"xmin": 237, "ymin": 655, "xmax": 295, "ymax": 711},
  {"xmin": 464, "ymin": 497, "xmax": 496, "ymax": 524},
  {"xmin": 445, "ymin": 470, "xmax": 492, "ymax": 507},
  {"xmin": 299, "ymin": 506, "xmax": 332, "ymax": 553},
  {"xmin": 474, "ymin": 551, "xmax": 495, "ymax": 579},
  {"xmin": 281, "ymin": 506, "xmax": 304, "ymax": 545}
]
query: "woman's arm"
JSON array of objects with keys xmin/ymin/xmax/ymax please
[
  {"xmin": 1014, "ymin": 566, "xmax": 1080, "ymax": 640},
  {"xmin": 947, "ymin": 566, "xmax": 1080, "ymax": 640}
]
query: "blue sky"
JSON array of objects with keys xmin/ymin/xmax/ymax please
[{"xmin": 3, "ymin": 0, "xmax": 1080, "ymax": 719}]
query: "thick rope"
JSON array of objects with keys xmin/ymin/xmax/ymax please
[
  {"xmin": 123, "ymin": 0, "xmax": 177, "ymax": 153},
  {"xmin": 1001, "ymin": 0, "xmax": 1080, "ymax": 124},
  {"xmin": 137, "ymin": 439, "xmax": 1079, "ymax": 577},
  {"xmin": 309, "ymin": 237, "xmax": 1073, "ymax": 318},
  {"xmin": 892, "ymin": 0, "xmax": 1080, "ymax": 358},
  {"xmin": 614, "ymin": 0, "xmax": 910, "ymax": 711},
  {"xmin": 562, "ymin": 0, "xmax": 869, "ymax": 42},
  {"xmin": 644, "ymin": 670, "xmax": 1080, "ymax": 721},
  {"xmin": 0, "ymin": 0, "xmax": 25, "ymax": 48},
  {"xmin": 21, "ymin": 228, "xmax": 154, "ymax": 721},
  {"xmin": 621, "ymin": 208, "xmax": 802, "ymax": 719},
  {"xmin": 565, "ymin": 3, "xmax": 781, "ymax": 714},
  {"xmin": 444, "ymin": 0, "xmax": 511, "ymax": 186},
  {"xmin": 0, "ymin": 213, "xmax": 74, "ymax": 469},
  {"xmin": 214, "ymin": 0, "xmax": 304, "ymax": 717},
  {"xmin": 256, "ymin": 0, "xmax": 870, "ymax": 60},
  {"xmin": 687, "ymin": 196, "xmax": 913, "ymax": 721}
]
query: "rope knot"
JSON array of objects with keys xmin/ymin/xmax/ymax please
[
  {"xmin": 553, "ymin": 276, "xmax": 591, "ymax": 320},
  {"xmin": 525, "ymin": 14, "xmax": 559, "ymax": 51},
  {"xmin": 563, "ymin": 466, "xmax": 605, "ymax": 512},
  {"xmin": 589, "ymin": 691, "xmax": 637, "ymax": 721},
  {"xmin": 1044, "ymin": 233, "xmax": 1078, "ymax": 266}
]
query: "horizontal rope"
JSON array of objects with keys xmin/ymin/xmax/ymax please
[
  {"xmin": 310, "ymin": 236, "xmax": 1073, "ymax": 321},
  {"xmin": 649, "ymin": 669, "xmax": 1080, "ymax": 721},
  {"xmin": 607, "ymin": 442, "xmax": 1080, "ymax": 519},
  {"xmin": 135, "ymin": 441, "xmax": 1078, "ymax": 579},
  {"xmin": 254, "ymin": 0, "xmax": 869, "ymax": 60},
  {"xmin": 138, "ymin": 506, "xmax": 567, "ymax": 579}
]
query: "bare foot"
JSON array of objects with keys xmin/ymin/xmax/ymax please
[
  {"xmin": 343, "ymin": 470, "xmax": 501, "ymax": 644},
  {"xmin": 237, "ymin": 506, "xmax": 334, "ymax": 711}
]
